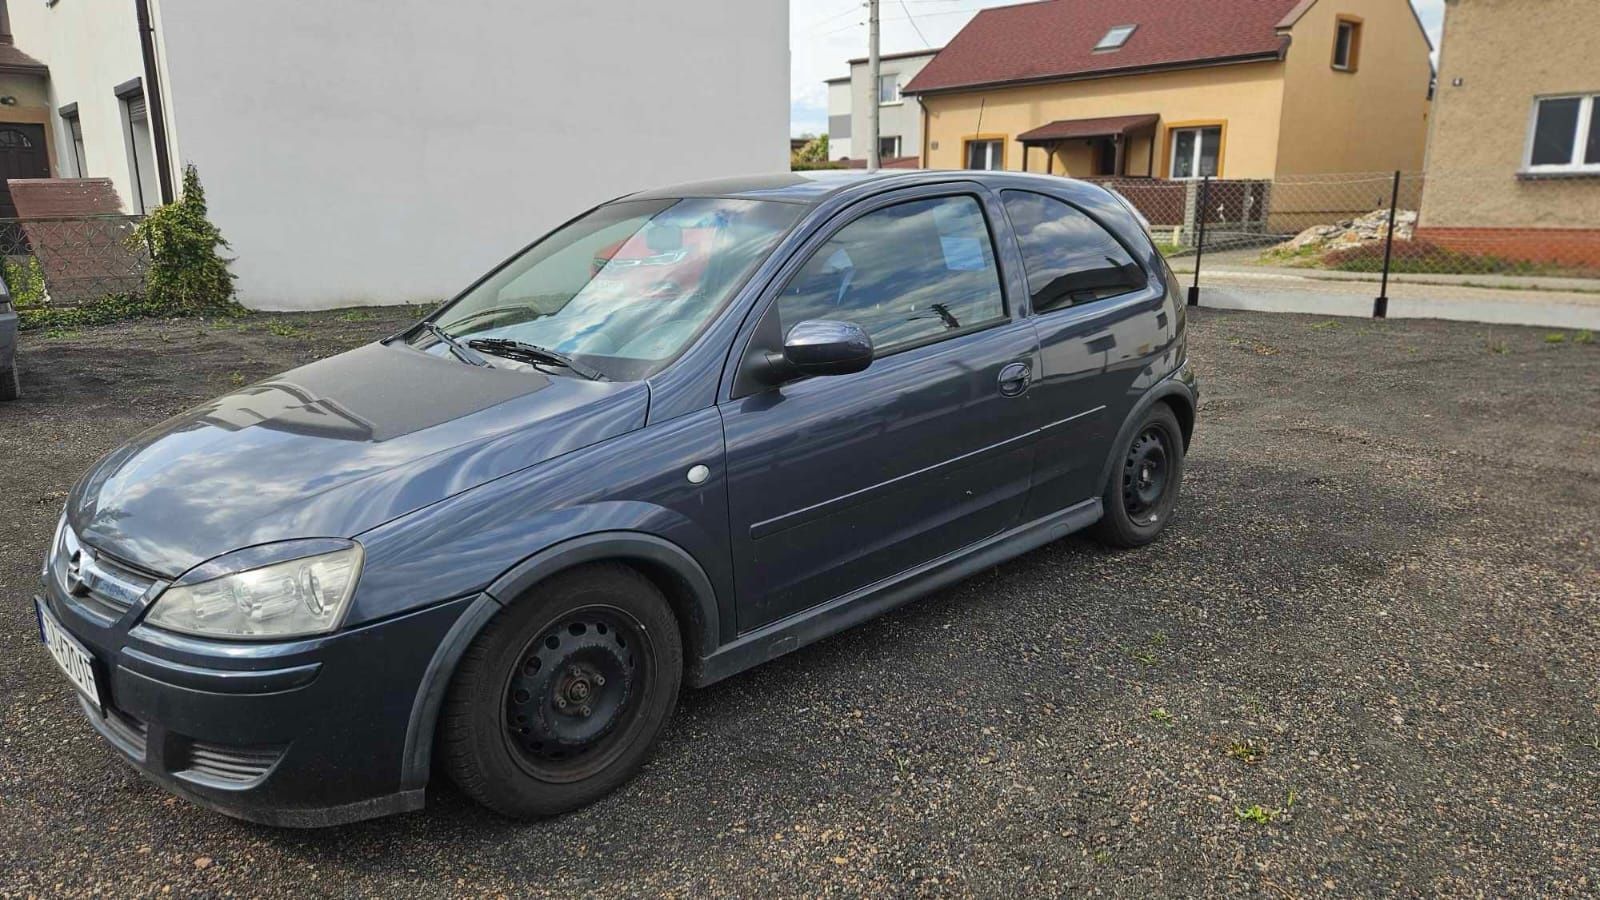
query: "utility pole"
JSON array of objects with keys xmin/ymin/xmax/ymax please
[{"xmin": 867, "ymin": 0, "xmax": 881, "ymax": 169}]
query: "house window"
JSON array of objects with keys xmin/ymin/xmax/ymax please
[
  {"xmin": 1095, "ymin": 24, "xmax": 1136, "ymax": 51},
  {"xmin": 1169, "ymin": 126, "xmax": 1221, "ymax": 178},
  {"xmin": 1526, "ymin": 94, "xmax": 1600, "ymax": 173},
  {"xmin": 964, "ymin": 138, "xmax": 1003, "ymax": 170},
  {"xmin": 117, "ymin": 81, "xmax": 161, "ymax": 214},
  {"xmin": 878, "ymin": 136, "xmax": 901, "ymax": 159},
  {"xmin": 1332, "ymin": 17, "xmax": 1361, "ymax": 71},
  {"xmin": 877, "ymin": 74, "xmax": 900, "ymax": 105},
  {"xmin": 60, "ymin": 105, "xmax": 88, "ymax": 177}
]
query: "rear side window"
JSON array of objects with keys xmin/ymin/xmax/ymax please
[
  {"xmin": 777, "ymin": 195, "xmax": 1006, "ymax": 354},
  {"xmin": 1000, "ymin": 190, "xmax": 1147, "ymax": 313}
]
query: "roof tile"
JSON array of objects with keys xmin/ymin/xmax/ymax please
[{"xmin": 903, "ymin": 0, "xmax": 1299, "ymax": 94}]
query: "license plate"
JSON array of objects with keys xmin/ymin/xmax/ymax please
[{"xmin": 36, "ymin": 600, "xmax": 103, "ymax": 711}]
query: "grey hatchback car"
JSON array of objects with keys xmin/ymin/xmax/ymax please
[{"xmin": 36, "ymin": 170, "xmax": 1196, "ymax": 826}]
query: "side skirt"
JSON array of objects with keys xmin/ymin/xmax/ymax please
[{"xmin": 691, "ymin": 497, "xmax": 1102, "ymax": 687}]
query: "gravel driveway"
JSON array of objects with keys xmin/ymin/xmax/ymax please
[{"xmin": 1, "ymin": 308, "xmax": 1595, "ymax": 896}]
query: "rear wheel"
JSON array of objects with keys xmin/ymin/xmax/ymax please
[
  {"xmin": 1092, "ymin": 403, "xmax": 1185, "ymax": 548},
  {"xmin": 440, "ymin": 563, "xmax": 682, "ymax": 818}
]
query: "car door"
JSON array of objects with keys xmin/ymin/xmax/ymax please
[
  {"xmin": 997, "ymin": 188, "xmax": 1175, "ymax": 518},
  {"xmin": 719, "ymin": 186, "xmax": 1040, "ymax": 632}
]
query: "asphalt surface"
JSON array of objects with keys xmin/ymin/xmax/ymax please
[{"xmin": 1, "ymin": 307, "xmax": 1596, "ymax": 896}]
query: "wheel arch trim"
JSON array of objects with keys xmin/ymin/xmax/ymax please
[
  {"xmin": 1096, "ymin": 371, "xmax": 1197, "ymax": 493},
  {"xmin": 398, "ymin": 531, "xmax": 721, "ymax": 790}
]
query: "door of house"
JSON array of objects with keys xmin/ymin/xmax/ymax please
[{"xmin": 0, "ymin": 124, "xmax": 49, "ymax": 215}]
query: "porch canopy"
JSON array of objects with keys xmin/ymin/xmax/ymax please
[{"xmin": 1017, "ymin": 113, "xmax": 1159, "ymax": 176}]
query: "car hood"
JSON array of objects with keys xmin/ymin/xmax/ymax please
[{"xmin": 67, "ymin": 341, "xmax": 650, "ymax": 578}]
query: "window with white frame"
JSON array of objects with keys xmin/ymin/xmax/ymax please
[
  {"xmin": 878, "ymin": 136, "xmax": 901, "ymax": 159},
  {"xmin": 1331, "ymin": 18, "xmax": 1361, "ymax": 71},
  {"xmin": 877, "ymin": 74, "xmax": 900, "ymax": 105},
  {"xmin": 1168, "ymin": 126, "xmax": 1221, "ymax": 179},
  {"xmin": 965, "ymin": 138, "xmax": 1003, "ymax": 170},
  {"xmin": 1525, "ymin": 94, "xmax": 1600, "ymax": 173}
]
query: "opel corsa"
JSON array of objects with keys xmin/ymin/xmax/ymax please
[{"xmin": 36, "ymin": 171, "xmax": 1198, "ymax": 825}]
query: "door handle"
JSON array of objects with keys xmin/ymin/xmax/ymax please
[{"xmin": 997, "ymin": 361, "xmax": 1031, "ymax": 397}]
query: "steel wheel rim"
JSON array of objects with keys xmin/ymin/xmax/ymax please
[
  {"xmin": 500, "ymin": 604, "xmax": 654, "ymax": 783},
  {"xmin": 1122, "ymin": 425, "xmax": 1172, "ymax": 522}
]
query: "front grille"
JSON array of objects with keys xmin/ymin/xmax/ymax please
[
  {"xmin": 53, "ymin": 527, "xmax": 157, "ymax": 619},
  {"xmin": 180, "ymin": 740, "xmax": 285, "ymax": 786}
]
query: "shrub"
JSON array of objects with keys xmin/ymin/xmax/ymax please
[{"xmin": 130, "ymin": 164, "xmax": 241, "ymax": 317}]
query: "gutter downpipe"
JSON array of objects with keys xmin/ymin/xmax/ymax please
[{"xmin": 134, "ymin": 0, "xmax": 175, "ymax": 204}]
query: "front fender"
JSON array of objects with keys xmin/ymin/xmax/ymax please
[{"xmin": 397, "ymin": 528, "xmax": 721, "ymax": 791}]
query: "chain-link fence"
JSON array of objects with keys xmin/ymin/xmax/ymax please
[
  {"xmin": 0, "ymin": 215, "xmax": 148, "ymax": 310},
  {"xmin": 1093, "ymin": 171, "xmax": 1600, "ymax": 278},
  {"xmin": 1086, "ymin": 170, "xmax": 1600, "ymax": 319}
]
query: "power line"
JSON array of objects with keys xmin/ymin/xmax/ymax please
[{"xmin": 899, "ymin": 0, "xmax": 933, "ymax": 46}]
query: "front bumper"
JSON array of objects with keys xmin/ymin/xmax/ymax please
[{"xmin": 36, "ymin": 571, "xmax": 482, "ymax": 827}]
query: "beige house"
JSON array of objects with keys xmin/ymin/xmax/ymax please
[
  {"xmin": 1418, "ymin": 0, "xmax": 1600, "ymax": 268},
  {"xmin": 904, "ymin": 0, "xmax": 1433, "ymax": 182}
]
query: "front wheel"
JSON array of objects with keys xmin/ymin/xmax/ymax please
[
  {"xmin": 440, "ymin": 563, "xmax": 682, "ymax": 819},
  {"xmin": 1091, "ymin": 404, "xmax": 1185, "ymax": 548}
]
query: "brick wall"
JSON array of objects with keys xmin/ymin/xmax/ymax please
[{"xmin": 1413, "ymin": 226, "xmax": 1600, "ymax": 271}]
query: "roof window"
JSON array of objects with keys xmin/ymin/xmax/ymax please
[{"xmin": 1094, "ymin": 24, "xmax": 1136, "ymax": 51}]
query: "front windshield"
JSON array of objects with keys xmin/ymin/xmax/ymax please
[{"xmin": 416, "ymin": 197, "xmax": 802, "ymax": 381}]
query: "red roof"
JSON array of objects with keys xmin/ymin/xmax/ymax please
[
  {"xmin": 903, "ymin": 0, "xmax": 1300, "ymax": 95},
  {"xmin": 1017, "ymin": 113, "xmax": 1159, "ymax": 142}
]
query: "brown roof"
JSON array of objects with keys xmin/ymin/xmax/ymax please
[
  {"xmin": 0, "ymin": 43, "xmax": 48, "ymax": 75},
  {"xmin": 903, "ymin": 0, "xmax": 1300, "ymax": 95},
  {"xmin": 1017, "ymin": 113, "xmax": 1159, "ymax": 142}
]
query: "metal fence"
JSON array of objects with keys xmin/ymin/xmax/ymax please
[
  {"xmin": 0, "ymin": 215, "xmax": 148, "ymax": 310},
  {"xmin": 1087, "ymin": 171, "xmax": 1600, "ymax": 318}
]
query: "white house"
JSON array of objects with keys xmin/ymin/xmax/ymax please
[{"xmin": 3, "ymin": 0, "xmax": 788, "ymax": 309}]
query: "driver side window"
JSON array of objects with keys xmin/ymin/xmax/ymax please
[{"xmin": 775, "ymin": 195, "xmax": 1006, "ymax": 355}]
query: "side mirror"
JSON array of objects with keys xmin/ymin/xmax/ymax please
[{"xmin": 760, "ymin": 319, "xmax": 873, "ymax": 383}]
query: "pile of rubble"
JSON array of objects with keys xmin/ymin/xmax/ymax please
[{"xmin": 1273, "ymin": 208, "xmax": 1418, "ymax": 254}]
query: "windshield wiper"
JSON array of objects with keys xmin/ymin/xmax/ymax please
[
  {"xmin": 467, "ymin": 338, "xmax": 607, "ymax": 381},
  {"xmin": 418, "ymin": 322, "xmax": 490, "ymax": 367}
]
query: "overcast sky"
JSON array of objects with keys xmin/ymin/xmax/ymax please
[{"xmin": 790, "ymin": 0, "xmax": 1446, "ymax": 136}]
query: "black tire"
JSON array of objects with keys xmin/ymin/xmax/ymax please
[
  {"xmin": 0, "ymin": 365, "xmax": 17, "ymax": 402},
  {"xmin": 1092, "ymin": 403, "xmax": 1185, "ymax": 548},
  {"xmin": 440, "ymin": 563, "xmax": 682, "ymax": 819}
]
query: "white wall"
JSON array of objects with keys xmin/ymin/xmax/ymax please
[
  {"xmin": 848, "ymin": 52, "xmax": 937, "ymax": 163},
  {"xmin": 152, "ymin": 0, "xmax": 790, "ymax": 309},
  {"xmin": 7, "ymin": 0, "xmax": 151, "ymax": 210}
]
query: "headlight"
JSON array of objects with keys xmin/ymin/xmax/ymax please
[{"xmin": 144, "ymin": 545, "xmax": 363, "ymax": 639}]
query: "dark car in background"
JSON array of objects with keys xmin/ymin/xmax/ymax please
[{"xmin": 34, "ymin": 170, "xmax": 1197, "ymax": 826}]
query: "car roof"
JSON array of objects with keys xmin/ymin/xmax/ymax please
[{"xmin": 623, "ymin": 169, "xmax": 1096, "ymax": 206}]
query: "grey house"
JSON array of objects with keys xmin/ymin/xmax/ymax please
[{"xmin": 826, "ymin": 48, "xmax": 939, "ymax": 165}]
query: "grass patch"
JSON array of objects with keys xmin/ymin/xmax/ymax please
[
  {"xmin": 338, "ymin": 308, "xmax": 377, "ymax": 322},
  {"xmin": 1310, "ymin": 319, "xmax": 1341, "ymax": 331},
  {"xmin": 1235, "ymin": 790, "xmax": 1297, "ymax": 826},
  {"xmin": 1225, "ymin": 739, "xmax": 1268, "ymax": 765},
  {"xmin": 1149, "ymin": 707, "xmax": 1175, "ymax": 726},
  {"xmin": 266, "ymin": 320, "xmax": 306, "ymax": 338},
  {"xmin": 1575, "ymin": 330, "xmax": 1594, "ymax": 345}
]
